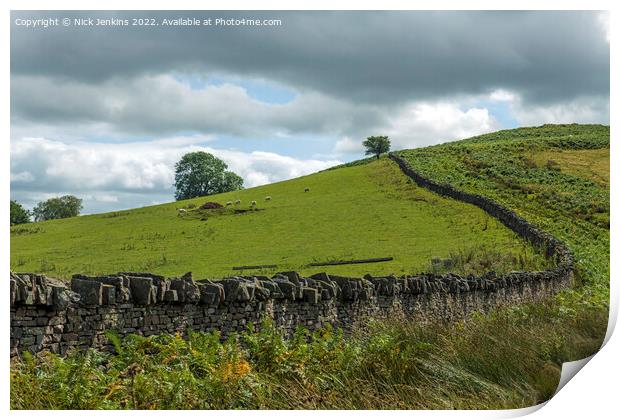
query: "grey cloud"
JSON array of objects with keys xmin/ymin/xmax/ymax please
[
  {"xmin": 11, "ymin": 11, "xmax": 609, "ymax": 106},
  {"xmin": 11, "ymin": 74, "xmax": 386, "ymax": 138}
]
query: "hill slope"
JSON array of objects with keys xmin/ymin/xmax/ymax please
[
  {"xmin": 10, "ymin": 159, "xmax": 544, "ymax": 280},
  {"xmin": 397, "ymin": 123, "xmax": 609, "ymax": 301}
]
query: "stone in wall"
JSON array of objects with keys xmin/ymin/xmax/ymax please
[{"xmin": 71, "ymin": 277, "xmax": 103, "ymax": 305}]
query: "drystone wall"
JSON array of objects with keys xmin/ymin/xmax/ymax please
[{"xmin": 9, "ymin": 155, "xmax": 574, "ymax": 357}]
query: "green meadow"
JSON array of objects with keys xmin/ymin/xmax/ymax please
[{"xmin": 10, "ymin": 158, "xmax": 545, "ymax": 280}]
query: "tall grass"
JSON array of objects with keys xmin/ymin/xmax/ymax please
[
  {"xmin": 11, "ymin": 298, "xmax": 606, "ymax": 410},
  {"xmin": 428, "ymin": 242, "xmax": 551, "ymax": 275}
]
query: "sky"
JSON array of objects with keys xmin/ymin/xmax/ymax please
[{"xmin": 10, "ymin": 11, "xmax": 610, "ymax": 214}]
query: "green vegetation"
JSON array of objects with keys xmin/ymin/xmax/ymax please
[
  {"xmin": 32, "ymin": 195, "xmax": 83, "ymax": 222},
  {"xmin": 10, "ymin": 200, "xmax": 31, "ymax": 225},
  {"xmin": 527, "ymin": 148, "xmax": 609, "ymax": 187},
  {"xmin": 11, "ymin": 159, "xmax": 542, "ymax": 280},
  {"xmin": 363, "ymin": 135, "xmax": 391, "ymax": 159},
  {"xmin": 174, "ymin": 151, "xmax": 244, "ymax": 201},
  {"xmin": 397, "ymin": 123, "xmax": 609, "ymax": 305},
  {"xmin": 427, "ymin": 244, "xmax": 545, "ymax": 276},
  {"xmin": 394, "ymin": 123, "xmax": 609, "ymax": 405},
  {"xmin": 11, "ymin": 303, "xmax": 606, "ymax": 409}
]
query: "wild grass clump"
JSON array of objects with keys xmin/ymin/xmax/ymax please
[
  {"xmin": 11, "ymin": 297, "xmax": 607, "ymax": 410},
  {"xmin": 428, "ymin": 243, "xmax": 551, "ymax": 275},
  {"xmin": 10, "ymin": 225, "xmax": 43, "ymax": 236}
]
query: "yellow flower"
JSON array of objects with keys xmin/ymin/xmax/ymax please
[
  {"xmin": 221, "ymin": 362, "xmax": 234, "ymax": 381},
  {"xmin": 221, "ymin": 360, "xmax": 251, "ymax": 382},
  {"xmin": 235, "ymin": 360, "xmax": 251, "ymax": 376}
]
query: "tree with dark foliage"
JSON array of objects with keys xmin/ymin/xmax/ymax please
[
  {"xmin": 10, "ymin": 200, "xmax": 31, "ymax": 225},
  {"xmin": 32, "ymin": 195, "xmax": 83, "ymax": 221},
  {"xmin": 363, "ymin": 135, "xmax": 391, "ymax": 159}
]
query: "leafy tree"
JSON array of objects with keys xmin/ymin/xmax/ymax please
[
  {"xmin": 174, "ymin": 151, "xmax": 244, "ymax": 200},
  {"xmin": 363, "ymin": 135, "xmax": 391, "ymax": 159},
  {"xmin": 32, "ymin": 195, "xmax": 83, "ymax": 221},
  {"xmin": 10, "ymin": 200, "xmax": 31, "ymax": 225}
]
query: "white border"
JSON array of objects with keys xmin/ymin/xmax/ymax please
[{"xmin": 2, "ymin": 2, "xmax": 617, "ymax": 419}]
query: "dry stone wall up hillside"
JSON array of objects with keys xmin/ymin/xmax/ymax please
[{"xmin": 9, "ymin": 155, "xmax": 574, "ymax": 356}]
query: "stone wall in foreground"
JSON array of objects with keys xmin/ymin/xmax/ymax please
[
  {"xmin": 10, "ymin": 268, "xmax": 571, "ymax": 356},
  {"xmin": 9, "ymin": 154, "xmax": 574, "ymax": 357}
]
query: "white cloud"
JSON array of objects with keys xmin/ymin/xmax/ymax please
[
  {"xmin": 380, "ymin": 102, "xmax": 502, "ymax": 150},
  {"xmin": 150, "ymin": 134, "xmax": 216, "ymax": 147},
  {"xmin": 11, "ymin": 137, "xmax": 175, "ymax": 192},
  {"xmin": 598, "ymin": 12, "xmax": 610, "ymax": 43},
  {"xmin": 333, "ymin": 137, "xmax": 364, "ymax": 154},
  {"xmin": 328, "ymin": 101, "xmax": 503, "ymax": 156},
  {"xmin": 10, "ymin": 136, "xmax": 341, "ymax": 214},
  {"xmin": 488, "ymin": 89, "xmax": 518, "ymax": 102},
  {"xmin": 483, "ymin": 90, "xmax": 610, "ymax": 126},
  {"xmin": 195, "ymin": 149, "xmax": 342, "ymax": 187},
  {"xmin": 510, "ymin": 97, "xmax": 610, "ymax": 126}
]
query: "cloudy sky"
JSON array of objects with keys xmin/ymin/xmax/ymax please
[{"xmin": 10, "ymin": 11, "xmax": 609, "ymax": 214}]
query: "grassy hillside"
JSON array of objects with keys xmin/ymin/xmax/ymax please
[
  {"xmin": 10, "ymin": 159, "xmax": 545, "ymax": 280},
  {"xmin": 397, "ymin": 124, "xmax": 609, "ymax": 304}
]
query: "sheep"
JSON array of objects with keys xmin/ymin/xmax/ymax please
[
  {"xmin": 304, "ymin": 187, "xmax": 310, "ymax": 192},
  {"xmin": 178, "ymin": 208, "xmax": 186, "ymax": 215},
  {"xmin": 225, "ymin": 201, "xmax": 233, "ymax": 206},
  {"xmin": 265, "ymin": 196, "xmax": 272, "ymax": 201},
  {"xmin": 250, "ymin": 200, "xmax": 257, "ymax": 207},
  {"xmin": 235, "ymin": 199, "xmax": 241, "ymax": 205}
]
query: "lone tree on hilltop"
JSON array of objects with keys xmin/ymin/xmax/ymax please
[
  {"xmin": 363, "ymin": 135, "xmax": 391, "ymax": 159},
  {"xmin": 174, "ymin": 151, "xmax": 244, "ymax": 201},
  {"xmin": 10, "ymin": 200, "xmax": 31, "ymax": 225},
  {"xmin": 32, "ymin": 195, "xmax": 83, "ymax": 221}
]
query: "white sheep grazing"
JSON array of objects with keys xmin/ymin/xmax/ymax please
[
  {"xmin": 304, "ymin": 187, "xmax": 310, "ymax": 192},
  {"xmin": 225, "ymin": 201, "xmax": 233, "ymax": 206},
  {"xmin": 250, "ymin": 200, "xmax": 257, "ymax": 207},
  {"xmin": 265, "ymin": 196, "xmax": 272, "ymax": 201},
  {"xmin": 235, "ymin": 199, "xmax": 241, "ymax": 205},
  {"xmin": 178, "ymin": 208, "xmax": 186, "ymax": 214}
]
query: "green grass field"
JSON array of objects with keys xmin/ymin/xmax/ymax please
[{"xmin": 10, "ymin": 158, "xmax": 546, "ymax": 280}]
